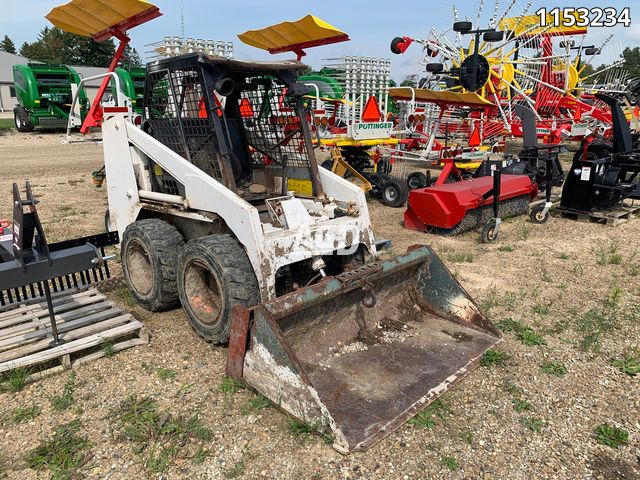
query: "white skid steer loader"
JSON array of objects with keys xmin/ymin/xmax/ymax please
[{"xmin": 101, "ymin": 52, "xmax": 500, "ymax": 453}]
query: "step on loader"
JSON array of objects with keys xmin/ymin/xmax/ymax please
[{"xmin": 100, "ymin": 51, "xmax": 500, "ymax": 452}]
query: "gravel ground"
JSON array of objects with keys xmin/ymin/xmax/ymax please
[{"xmin": 0, "ymin": 130, "xmax": 638, "ymax": 480}]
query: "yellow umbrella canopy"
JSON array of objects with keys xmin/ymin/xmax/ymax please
[
  {"xmin": 46, "ymin": 0, "xmax": 161, "ymax": 41},
  {"xmin": 238, "ymin": 15, "xmax": 349, "ymax": 55}
]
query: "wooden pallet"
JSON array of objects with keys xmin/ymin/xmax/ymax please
[
  {"xmin": 0, "ymin": 287, "xmax": 148, "ymax": 382},
  {"xmin": 557, "ymin": 204, "xmax": 640, "ymax": 227}
]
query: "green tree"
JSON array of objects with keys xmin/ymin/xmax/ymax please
[
  {"xmin": 19, "ymin": 27, "xmax": 115, "ymax": 67},
  {"xmin": 0, "ymin": 35, "xmax": 16, "ymax": 54},
  {"xmin": 621, "ymin": 47, "xmax": 640, "ymax": 78},
  {"xmin": 121, "ymin": 45, "xmax": 142, "ymax": 68},
  {"xmin": 400, "ymin": 74, "xmax": 418, "ymax": 88}
]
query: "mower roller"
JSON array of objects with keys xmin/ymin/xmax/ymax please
[{"xmin": 404, "ymin": 105, "xmax": 562, "ymax": 236}]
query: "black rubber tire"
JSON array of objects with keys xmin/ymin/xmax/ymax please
[
  {"xmin": 14, "ymin": 107, "xmax": 34, "ymax": 133},
  {"xmin": 573, "ymin": 147, "xmax": 607, "ymax": 162},
  {"xmin": 377, "ymin": 157, "xmax": 392, "ymax": 175},
  {"xmin": 366, "ymin": 172, "xmax": 390, "ymax": 199},
  {"xmin": 407, "ymin": 171, "xmax": 428, "ymax": 189},
  {"xmin": 321, "ymin": 160, "xmax": 333, "ymax": 170},
  {"xmin": 529, "ymin": 206, "xmax": 549, "ymax": 224},
  {"xmin": 122, "ymin": 219, "xmax": 185, "ymax": 311},
  {"xmin": 380, "ymin": 179, "xmax": 409, "ymax": 208},
  {"xmin": 481, "ymin": 219, "xmax": 499, "ymax": 244},
  {"xmin": 177, "ymin": 234, "xmax": 260, "ymax": 344},
  {"xmin": 426, "ymin": 63, "xmax": 444, "ymax": 73},
  {"xmin": 453, "ymin": 21, "xmax": 472, "ymax": 32},
  {"xmin": 390, "ymin": 37, "xmax": 405, "ymax": 55}
]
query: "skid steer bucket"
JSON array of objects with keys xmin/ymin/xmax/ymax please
[{"xmin": 228, "ymin": 246, "xmax": 500, "ymax": 453}]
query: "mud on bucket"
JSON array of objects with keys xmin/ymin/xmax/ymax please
[{"xmin": 227, "ymin": 246, "xmax": 500, "ymax": 453}]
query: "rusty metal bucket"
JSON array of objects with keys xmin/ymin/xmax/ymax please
[{"xmin": 227, "ymin": 246, "xmax": 500, "ymax": 453}]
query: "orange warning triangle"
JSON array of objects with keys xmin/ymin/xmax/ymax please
[
  {"xmin": 239, "ymin": 98, "xmax": 254, "ymax": 118},
  {"xmin": 468, "ymin": 124, "xmax": 481, "ymax": 147},
  {"xmin": 361, "ymin": 96, "xmax": 382, "ymax": 122}
]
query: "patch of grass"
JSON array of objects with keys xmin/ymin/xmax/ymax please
[
  {"xmin": 0, "ymin": 367, "xmax": 30, "ymax": 393},
  {"xmin": 596, "ymin": 242, "xmax": 622, "ymax": 266},
  {"xmin": 0, "ymin": 118, "xmax": 14, "ymax": 129},
  {"xmin": 519, "ymin": 224, "xmax": 533, "ymax": 240},
  {"xmin": 459, "ymin": 430, "xmax": 474, "ymax": 445},
  {"xmin": 556, "ymin": 252, "xmax": 570, "ymax": 260},
  {"xmin": 440, "ymin": 456, "xmax": 458, "ymax": 471},
  {"xmin": 480, "ymin": 349, "xmax": 508, "ymax": 367},
  {"xmin": 224, "ymin": 448, "xmax": 258, "ymax": 479},
  {"xmin": 288, "ymin": 418, "xmax": 333, "ymax": 444},
  {"xmin": 111, "ymin": 395, "xmax": 213, "ymax": 472},
  {"xmin": 219, "ymin": 376, "xmax": 244, "ymax": 395},
  {"xmin": 540, "ymin": 361, "xmax": 567, "ymax": 377},
  {"xmin": 9, "ymin": 405, "xmax": 42, "ymax": 424},
  {"xmin": 496, "ymin": 318, "xmax": 546, "ymax": 346},
  {"xmin": 572, "ymin": 263, "xmax": 584, "ymax": 275},
  {"xmin": 242, "ymin": 394, "xmax": 271, "ymax": 415},
  {"xmin": 408, "ymin": 399, "xmax": 452, "ymax": 429},
  {"xmin": 576, "ymin": 308, "xmax": 620, "ymax": 352},
  {"xmin": 102, "ymin": 341, "xmax": 116, "ymax": 358},
  {"xmin": 447, "ymin": 252, "xmax": 475, "ymax": 263},
  {"xmin": 50, "ymin": 372, "xmax": 77, "ymax": 411},
  {"xmin": 497, "ymin": 245, "xmax": 513, "ymax": 252},
  {"xmin": 192, "ymin": 446, "xmax": 210, "ymax": 465},
  {"xmin": 480, "ymin": 287, "xmax": 501, "ymax": 312},
  {"xmin": 26, "ymin": 419, "xmax": 91, "ymax": 480},
  {"xmin": 156, "ymin": 368, "xmax": 177, "ymax": 380},
  {"xmin": 520, "ymin": 416, "xmax": 544, "ymax": 433},
  {"xmin": 532, "ymin": 304, "xmax": 550, "ymax": 316},
  {"xmin": 544, "ymin": 318, "xmax": 571, "ymax": 335},
  {"xmin": 595, "ymin": 424, "xmax": 629, "ymax": 448},
  {"xmin": 610, "ymin": 354, "xmax": 640, "ymax": 376},
  {"xmin": 504, "ymin": 381, "xmax": 524, "ymax": 396},
  {"xmin": 512, "ymin": 399, "xmax": 532, "ymax": 413},
  {"xmin": 113, "ymin": 284, "xmax": 136, "ymax": 308}
]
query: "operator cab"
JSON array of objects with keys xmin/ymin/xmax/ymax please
[{"xmin": 142, "ymin": 53, "xmax": 323, "ymax": 207}]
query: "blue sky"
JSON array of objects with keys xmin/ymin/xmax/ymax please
[{"xmin": 1, "ymin": 0, "xmax": 639, "ymax": 81}]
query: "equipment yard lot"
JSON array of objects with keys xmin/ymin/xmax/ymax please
[{"xmin": 0, "ymin": 130, "xmax": 638, "ymax": 479}]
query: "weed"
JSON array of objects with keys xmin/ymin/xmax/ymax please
[
  {"xmin": 545, "ymin": 318, "xmax": 571, "ymax": 335},
  {"xmin": 459, "ymin": 430, "xmax": 474, "ymax": 445},
  {"xmin": 610, "ymin": 355, "xmax": 640, "ymax": 376},
  {"xmin": 192, "ymin": 446, "xmax": 210, "ymax": 465},
  {"xmin": 408, "ymin": 399, "xmax": 452, "ymax": 429},
  {"xmin": 519, "ymin": 224, "xmax": 533, "ymax": 240},
  {"xmin": 113, "ymin": 284, "xmax": 136, "ymax": 308},
  {"xmin": 556, "ymin": 252, "xmax": 570, "ymax": 260},
  {"xmin": 242, "ymin": 394, "xmax": 271, "ymax": 415},
  {"xmin": 596, "ymin": 243, "xmax": 622, "ymax": 266},
  {"xmin": 0, "ymin": 367, "xmax": 30, "ymax": 393},
  {"xmin": 496, "ymin": 318, "xmax": 546, "ymax": 346},
  {"xmin": 440, "ymin": 456, "xmax": 458, "ymax": 471},
  {"xmin": 504, "ymin": 382, "xmax": 524, "ymax": 396},
  {"xmin": 219, "ymin": 376, "xmax": 244, "ymax": 394},
  {"xmin": 288, "ymin": 418, "xmax": 333, "ymax": 444},
  {"xmin": 520, "ymin": 416, "xmax": 544, "ymax": 432},
  {"xmin": 156, "ymin": 368, "xmax": 177, "ymax": 380},
  {"xmin": 50, "ymin": 372, "xmax": 77, "ymax": 411},
  {"xmin": 532, "ymin": 304, "xmax": 550, "ymax": 316},
  {"xmin": 512, "ymin": 399, "xmax": 532, "ymax": 413},
  {"xmin": 595, "ymin": 424, "xmax": 629, "ymax": 448},
  {"xmin": 626, "ymin": 263, "xmax": 640, "ymax": 277},
  {"xmin": 67, "ymin": 179, "xmax": 83, "ymax": 186},
  {"xmin": 609, "ymin": 254, "xmax": 622, "ymax": 265},
  {"xmin": 576, "ymin": 308, "xmax": 620, "ymax": 352},
  {"xmin": 503, "ymin": 292, "xmax": 517, "ymax": 311},
  {"xmin": 224, "ymin": 448, "xmax": 258, "ymax": 479},
  {"xmin": 111, "ymin": 395, "xmax": 213, "ymax": 471},
  {"xmin": 9, "ymin": 405, "xmax": 42, "ymax": 424},
  {"xmin": 26, "ymin": 419, "xmax": 91, "ymax": 480},
  {"xmin": 498, "ymin": 245, "xmax": 514, "ymax": 252},
  {"xmin": 480, "ymin": 349, "xmax": 508, "ymax": 367},
  {"xmin": 572, "ymin": 264, "xmax": 584, "ymax": 275},
  {"xmin": 175, "ymin": 382, "xmax": 196, "ymax": 397},
  {"xmin": 540, "ymin": 361, "xmax": 567, "ymax": 377},
  {"xmin": 102, "ymin": 341, "xmax": 116, "ymax": 358},
  {"xmin": 447, "ymin": 252, "xmax": 475, "ymax": 263},
  {"xmin": 481, "ymin": 287, "xmax": 501, "ymax": 313}
]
